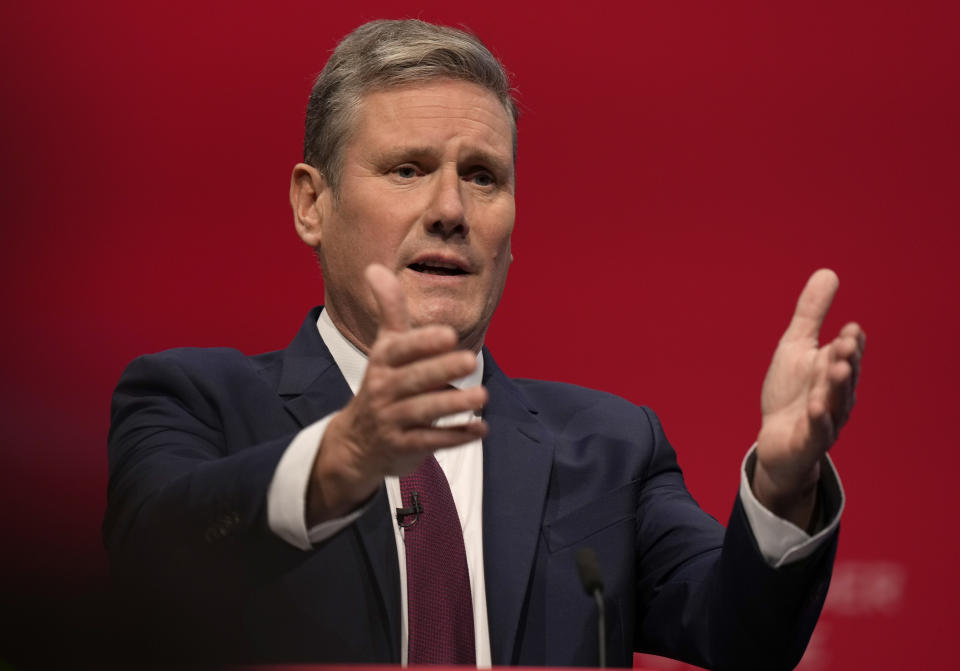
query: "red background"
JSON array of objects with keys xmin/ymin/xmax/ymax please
[{"xmin": 1, "ymin": 1, "xmax": 957, "ymax": 668}]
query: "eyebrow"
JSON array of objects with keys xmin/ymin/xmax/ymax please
[
  {"xmin": 375, "ymin": 146, "xmax": 514, "ymax": 180},
  {"xmin": 461, "ymin": 149, "xmax": 514, "ymax": 181}
]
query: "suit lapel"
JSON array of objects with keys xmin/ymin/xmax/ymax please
[
  {"xmin": 481, "ymin": 351, "xmax": 554, "ymax": 665},
  {"xmin": 276, "ymin": 307, "xmax": 354, "ymax": 427},
  {"xmin": 276, "ymin": 307, "xmax": 401, "ymax": 661}
]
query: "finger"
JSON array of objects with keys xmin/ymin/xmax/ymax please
[
  {"xmin": 806, "ymin": 346, "xmax": 834, "ymax": 427},
  {"xmin": 839, "ymin": 322, "xmax": 863, "ymax": 343},
  {"xmin": 807, "ymin": 405, "xmax": 835, "ymax": 455},
  {"xmin": 384, "ymin": 423, "xmax": 492, "ymax": 478},
  {"xmin": 386, "ymin": 386, "xmax": 488, "ymax": 428},
  {"xmin": 827, "ymin": 358, "xmax": 854, "ymax": 430},
  {"xmin": 849, "ymin": 341, "xmax": 863, "ymax": 392},
  {"xmin": 390, "ymin": 423, "xmax": 490, "ymax": 476},
  {"xmin": 366, "ymin": 263, "xmax": 409, "ymax": 333},
  {"xmin": 396, "ymin": 423, "xmax": 490, "ymax": 452},
  {"xmin": 804, "ymin": 345, "xmax": 837, "ymax": 452},
  {"xmin": 832, "ymin": 334, "xmax": 859, "ymax": 360},
  {"xmin": 841, "ymin": 340, "xmax": 862, "ymax": 393},
  {"xmin": 782, "ymin": 268, "xmax": 840, "ymax": 344},
  {"xmin": 390, "ymin": 350, "xmax": 479, "ymax": 398},
  {"xmin": 374, "ymin": 325, "xmax": 459, "ymax": 367},
  {"xmin": 835, "ymin": 323, "xmax": 865, "ymax": 390},
  {"xmin": 846, "ymin": 323, "xmax": 866, "ymax": 389}
]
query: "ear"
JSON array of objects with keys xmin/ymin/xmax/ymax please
[{"xmin": 290, "ymin": 163, "xmax": 328, "ymax": 248}]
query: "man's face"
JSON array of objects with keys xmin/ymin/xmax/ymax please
[{"xmin": 312, "ymin": 79, "xmax": 516, "ymax": 352}]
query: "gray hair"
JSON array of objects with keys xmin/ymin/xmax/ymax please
[{"xmin": 303, "ymin": 19, "xmax": 518, "ymax": 193}]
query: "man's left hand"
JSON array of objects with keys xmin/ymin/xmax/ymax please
[{"xmin": 753, "ymin": 269, "xmax": 866, "ymax": 530}]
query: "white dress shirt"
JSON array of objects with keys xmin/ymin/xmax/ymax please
[{"xmin": 267, "ymin": 308, "xmax": 844, "ymax": 666}]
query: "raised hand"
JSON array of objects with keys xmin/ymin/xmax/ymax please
[
  {"xmin": 753, "ymin": 269, "xmax": 865, "ymax": 529},
  {"xmin": 306, "ymin": 264, "xmax": 488, "ymax": 525}
]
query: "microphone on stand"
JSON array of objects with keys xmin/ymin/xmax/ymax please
[{"xmin": 575, "ymin": 547, "xmax": 606, "ymax": 668}]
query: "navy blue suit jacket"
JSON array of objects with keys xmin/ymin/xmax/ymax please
[{"xmin": 104, "ymin": 307, "xmax": 836, "ymax": 668}]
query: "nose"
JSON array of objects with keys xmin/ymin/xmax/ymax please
[{"xmin": 425, "ymin": 166, "xmax": 468, "ymax": 238}]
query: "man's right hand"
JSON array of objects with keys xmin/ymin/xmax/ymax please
[{"xmin": 305, "ymin": 263, "xmax": 489, "ymax": 526}]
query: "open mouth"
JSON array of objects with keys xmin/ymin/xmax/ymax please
[{"xmin": 408, "ymin": 262, "xmax": 467, "ymax": 276}]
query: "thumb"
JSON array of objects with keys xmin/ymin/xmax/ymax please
[
  {"xmin": 782, "ymin": 268, "xmax": 840, "ymax": 343},
  {"xmin": 365, "ymin": 263, "xmax": 410, "ymax": 333}
]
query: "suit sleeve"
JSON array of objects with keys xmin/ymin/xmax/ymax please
[
  {"xmin": 633, "ymin": 407, "xmax": 836, "ymax": 671},
  {"xmin": 103, "ymin": 350, "xmax": 306, "ymax": 659}
]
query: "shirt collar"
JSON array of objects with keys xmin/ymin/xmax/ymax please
[{"xmin": 317, "ymin": 307, "xmax": 484, "ymax": 396}]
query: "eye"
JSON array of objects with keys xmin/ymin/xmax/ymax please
[
  {"xmin": 393, "ymin": 164, "xmax": 420, "ymax": 179},
  {"xmin": 466, "ymin": 171, "xmax": 495, "ymax": 187}
]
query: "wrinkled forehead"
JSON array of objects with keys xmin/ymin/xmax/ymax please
[
  {"xmin": 346, "ymin": 80, "xmax": 516, "ymax": 170},
  {"xmin": 350, "ymin": 78, "xmax": 517, "ymax": 157}
]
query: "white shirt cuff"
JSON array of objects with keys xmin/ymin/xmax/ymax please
[
  {"xmin": 739, "ymin": 444, "xmax": 845, "ymax": 568},
  {"xmin": 267, "ymin": 414, "xmax": 368, "ymax": 550}
]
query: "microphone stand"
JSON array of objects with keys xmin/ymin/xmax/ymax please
[{"xmin": 575, "ymin": 547, "xmax": 607, "ymax": 668}]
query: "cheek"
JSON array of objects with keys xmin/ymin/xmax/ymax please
[
  {"xmin": 480, "ymin": 200, "xmax": 515, "ymax": 252},
  {"xmin": 489, "ymin": 219, "xmax": 515, "ymax": 266},
  {"xmin": 482, "ymin": 236, "xmax": 513, "ymax": 310},
  {"xmin": 332, "ymin": 209, "xmax": 405, "ymax": 268},
  {"xmin": 350, "ymin": 191, "xmax": 423, "ymax": 258}
]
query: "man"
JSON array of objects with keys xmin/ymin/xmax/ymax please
[{"xmin": 105, "ymin": 19, "xmax": 865, "ymax": 669}]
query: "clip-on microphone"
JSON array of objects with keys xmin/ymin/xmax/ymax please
[{"xmin": 395, "ymin": 491, "xmax": 424, "ymax": 528}]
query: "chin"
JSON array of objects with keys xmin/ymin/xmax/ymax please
[
  {"xmin": 410, "ymin": 303, "xmax": 485, "ymax": 345},
  {"xmin": 410, "ymin": 303, "xmax": 470, "ymax": 329}
]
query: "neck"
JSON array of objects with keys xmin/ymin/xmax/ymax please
[{"xmin": 323, "ymin": 303, "xmax": 485, "ymax": 356}]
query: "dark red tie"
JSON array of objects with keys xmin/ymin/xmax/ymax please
[{"xmin": 399, "ymin": 455, "xmax": 476, "ymax": 664}]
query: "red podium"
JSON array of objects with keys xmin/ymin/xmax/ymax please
[{"xmin": 233, "ymin": 665, "xmax": 668, "ymax": 671}]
